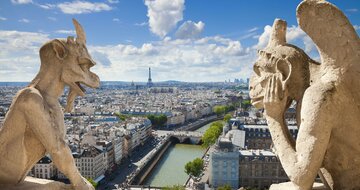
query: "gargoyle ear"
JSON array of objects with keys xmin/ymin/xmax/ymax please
[
  {"xmin": 276, "ymin": 59, "xmax": 292, "ymax": 86},
  {"xmin": 52, "ymin": 39, "xmax": 67, "ymax": 60}
]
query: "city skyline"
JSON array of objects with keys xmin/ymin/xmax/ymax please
[{"xmin": 0, "ymin": 0, "xmax": 359, "ymax": 82}]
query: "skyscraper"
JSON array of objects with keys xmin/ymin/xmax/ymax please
[{"xmin": 147, "ymin": 67, "xmax": 153, "ymax": 88}]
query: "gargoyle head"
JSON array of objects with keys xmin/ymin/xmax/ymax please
[
  {"xmin": 38, "ymin": 19, "xmax": 100, "ymax": 112},
  {"xmin": 249, "ymin": 19, "xmax": 310, "ymax": 109}
]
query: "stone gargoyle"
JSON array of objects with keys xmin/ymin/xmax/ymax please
[
  {"xmin": 0, "ymin": 19, "xmax": 100, "ymax": 190},
  {"xmin": 249, "ymin": 0, "xmax": 360, "ymax": 190}
]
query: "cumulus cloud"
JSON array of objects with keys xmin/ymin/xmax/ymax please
[
  {"xmin": 91, "ymin": 51, "xmax": 112, "ymax": 67},
  {"xmin": 11, "ymin": 0, "xmax": 32, "ymax": 4},
  {"xmin": 354, "ymin": 25, "xmax": 360, "ymax": 30},
  {"xmin": 254, "ymin": 24, "xmax": 317, "ymax": 56},
  {"xmin": 113, "ymin": 18, "xmax": 120, "ymax": 22},
  {"xmin": 175, "ymin": 21, "xmax": 204, "ymax": 39},
  {"xmin": 57, "ymin": 1, "xmax": 112, "ymax": 14},
  {"xmin": 254, "ymin": 25, "xmax": 272, "ymax": 49},
  {"xmin": 144, "ymin": 0, "xmax": 185, "ymax": 38},
  {"xmin": 0, "ymin": 30, "xmax": 50, "ymax": 81},
  {"xmin": 0, "ymin": 17, "xmax": 7, "ymax": 21},
  {"xmin": 87, "ymin": 36, "xmax": 253, "ymax": 82},
  {"xmin": 0, "ymin": 29, "xmax": 256, "ymax": 82}
]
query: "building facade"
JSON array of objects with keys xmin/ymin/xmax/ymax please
[
  {"xmin": 210, "ymin": 137, "xmax": 240, "ymax": 189},
  {"xmin": 238, "ymin": 150, "xmax": 288, "ymax": 189},
  {"xmin": 29, "ymin": 156, "xmax": 57, "ymax": 179},
  {"xmin": 113, "ymin": 136, "xmax": 124, "ymax": 165},
  {"xmin": 73, "ymin": 145, "xmax": 105, "ymax": 181}
]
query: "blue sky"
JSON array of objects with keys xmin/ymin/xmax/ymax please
[{"xmin": 0, "ymin": 0, "xmax": 359, "ymax": 82}]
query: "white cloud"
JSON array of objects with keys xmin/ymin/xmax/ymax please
[
  {"xmin": 0, "ymin": 17, "xmax": 7, "ymax": 21},
  {"xmin": 134, "ymin": 22, "xmax": 148, "ymax": 27},
  {"xmin": 254, "ymin": 24, "xmax": 317, "ymax": 56},
  {"xmin": 57, "ymin": 1, "xmax": 112, "ymax": 14},
  {"xmin": 354, "ymin": 25, "xmax": 360, "ymax": 30},
  {"xmin": 0, "ymin": 30, "xmax": 50, "ymax": 81},
  {"xmin": 175, "ymin": 21, "xmax": 204, "ymax": 39},
  {"xmin": 113, "ymin": 18, "xmax": 120, "ymax": 22},
  {"xmin": 55, "ymin": 30, "xmax": 76, "ymax": 35},
  {"xmin": 254, "ymin": 25, "xmax": 272, "ymax": 49},
  {"xmin": 247, "ymin": 27, "xmax": 258, "ymax": 33},
  {"xmin": 144, "ymin": 0, "xmax": 185, "ymax": 38},
  {"xmin": 18, "ymin": 18, "xmax": 30, "ymax": 23},
  {"xmin": 107, "ymin": 0, "xmax": 119, "ymax": 3},
  {"xmin": 11, "ymin": 0, "xmax": 32, "ymax": 4},
  {"xmin": 0, "ymin": 29, "xmax": 257, "ymax": 82},
  {"xmin": 0, "ymin": 30, "xmax": 49, "ymax": 56},
  {"xmin": 38, "ymin": 3, "xmax": 55, "ymax": 9},
  {"xmin": 87, "ymin": 36, "xmax": 253, "ymax": 82}
]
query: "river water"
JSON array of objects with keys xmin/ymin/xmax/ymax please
[
  {"xmin": 143, "ymin": 121, "xmax": 223, "ymax": 187},
  {"xmin": 143, "ymin": 144, "xmax": 205, "ymax": 187}
]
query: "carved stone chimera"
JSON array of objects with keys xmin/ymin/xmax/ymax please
[
  {"xmin": 249, "ymin": 1, "xmax": 360, "ymax": 190},
  {"xmin": 0, "ymin": 19, "xmax": 100, "ymax": 190}
]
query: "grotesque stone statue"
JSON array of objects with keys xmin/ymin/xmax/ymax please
[
  {"xmin": 0, "ymin": 19, "xmax": 100, "ymax": 190},
  {"xmin": 250, "ymin": 0, "xmax": 360, "ymax": 190}
]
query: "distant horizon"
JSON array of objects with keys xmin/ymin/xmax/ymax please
[{"xmin": 0, "ymin": 79, "xmax": 249, "ymax": 83}]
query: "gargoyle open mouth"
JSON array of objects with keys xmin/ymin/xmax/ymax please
[
  {"xmin": 75, "ymin": 82, "xmax": 86, "ymax": 93},
  {"xmin": 251, "ymin": 96, "xmax": 264, "ymax": 108}
]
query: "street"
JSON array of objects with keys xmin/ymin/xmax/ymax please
[{"xmin": 97, "ymin": 137, "xmax": 161, "ymax": 190}]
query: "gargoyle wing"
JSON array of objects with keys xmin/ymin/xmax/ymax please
[{"xmin": 297, "ymin": 0, "xmax": 360, "ymax": 70}]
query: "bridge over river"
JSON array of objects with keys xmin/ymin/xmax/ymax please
[{"xmin": 154, "ymin": 130, "xmax": 204, "ymax": 144}]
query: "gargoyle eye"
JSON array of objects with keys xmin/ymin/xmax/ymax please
[
  {"xmin": 253, "ymin": 64, "xmax": 261, "ymax": 77},
  {"xmin": 78, "ymin": 57, "xmax": 94, "ymax": 67}
]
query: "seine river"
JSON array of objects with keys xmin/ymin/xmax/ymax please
[
  {"xmin": 143, "ymin": 144, "xmax": 205, "ymax": 187},
  {"xmin": 143, "ymin": 121, "xmax": 222, "ymax": 187}
]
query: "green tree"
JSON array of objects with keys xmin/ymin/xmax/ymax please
[
  {"xmin": 163, "ymin": 185, "xmax": 185, "ymax": 190},
  {"xmin": 223, "ymin": 114, "xmax": 232, "ymax": 123},
  {"xmin": 157, "ymin": 114, "xmax": 168, "ymax": 126},
  {"xmin": 201, "ymin": 122, "xmax": 224, "ymax": 147},
  {"xmin": 241, "ymin": 99, "xmax": 252, "ymax": 110},
  {"xmin": 213, "ymin": 105, "xmax": 226, "ymax": 116},
  {"xmin": 114, "ymin": 112, "xmax": 127, "ymax": 121},
  {"xmin": 185, "ymin": 158, "xmax": 204, "ymax": 178},
  {"xmin": 86, "ymin": 178, "xmax": 98, "ymax": 188},
  {"xmin": 217, "ymin": 184, "xmax": 232, "ymax": 190},
  {"xmin": 147, "ymin": 114, "xmax": 168, "ymax": 126},
  {"xmin": 225, "ymin": 105, "xmax": 235, "ymax": 112},
  {"xmin": 147, "ymin": 114, "xmax": 156, "ymax": 125}
]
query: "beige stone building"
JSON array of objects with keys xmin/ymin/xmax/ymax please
[
  {"xmin": 29, "ymin": 156, "xmax": 57, "ymax": 180},
  {"xmin": 238, "ymin": 150, "xmax": 288, "ymax": 189},
  {"xmin": 74, "ymin": 146, "xmax": 105, "ymax": 181}
]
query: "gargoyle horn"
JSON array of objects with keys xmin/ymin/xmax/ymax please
[
  {"xmin": 268, "ymin": 18, "xmax": 287, "ymax": 47},
  {"xmin": 72, "ymin": 18, "xmax": 86, "ymax": 44}
]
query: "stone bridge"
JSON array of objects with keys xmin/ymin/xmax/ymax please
[{"xmin": 154, "ymin": 130, "xmax": 204, "ymax": 144}]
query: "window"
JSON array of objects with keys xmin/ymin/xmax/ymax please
[{"xmin": 223, "ymin": 161, "xmax": 227, "ymax": 166}]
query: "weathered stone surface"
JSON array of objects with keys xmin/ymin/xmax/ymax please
[
  {"xmin": 0, "ymin": 19, "xmax": 100, "ymax": 190},
  {"xmin": 249, "ymin": 0, "xmax": 360, "ymax": 190},
  {"xmin": 0, "ymin": 177, "xmax": 72, "ymax": 190},
  {"xmin": 270, "ymin": 182, "xmax": 327, "ymax": 190}
]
